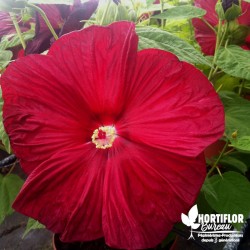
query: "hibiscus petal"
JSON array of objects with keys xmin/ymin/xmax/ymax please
[
  {"xmin": 103, "ymin": 139, "xmax": 206, "ymax": 249},
  {"xmin": 0, "ymin": 12, "xmax": 15, "ymax": 37},
  {"xmin": 25, "ymin": 30, "xmax": 54, "ymax": 54},
  {"xmin": 117, "ymin": 49, "xmax": 224, "ymax": 157},
  {"xmin": 238, "ymin": 1, "xmax": 250, "ymax": 26},
  {"xmin": 194, "ymin": 0, "xmax": 218, "ymax": 25},
  {"xmin": 1, "ymin": 55, "xmax": 98, "ymax": 174},
  {"xmin": 192, "ymin": 0, "xmax": 218, "ymax": 55},
  {"xmin": 13, "ymin": 144, "xmax": 106, "ymax": 241},
  {"xmin": 192, "ymin": 18, "xmax": 217, "ymax": 55},
  {"xmin": 48, "ymin": 21, "xmax": 138, "ymax": 123}
]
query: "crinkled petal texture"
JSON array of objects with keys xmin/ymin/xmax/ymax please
[
  {"xmin": 117, "ymin": 50, "xmax": 224, "ymax": 156},
  {"xmin": 192, "ymin": 0, "xmax": 250, "ymax": 55},
  {"xmin": 1, "ymin": 22, "xmax": 224, "ymax": 249}
]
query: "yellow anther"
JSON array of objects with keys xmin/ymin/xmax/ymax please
[{"xmin": 92, "ymin": 126, "xmax": 116, "ymax": 149}]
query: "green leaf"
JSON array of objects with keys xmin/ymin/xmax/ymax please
[
  {"xmin": 196, "ymin": 190, "xmax": 214, "ymax": 215},
  {"xmin": 0, "ymin": 127, "xmax": 11, "ymax": 154},
  {"xmin": 96, "ymin": 1, "xmax": 131, "ymax": 26},
  {"xmin": 230, "ymin": 136, "xmax": 250, "ymax": 151},
  {"xmin": 139, "ymin": 3, "xmax": 172, "ymax": 15},
  {"xmin": 0, "ymin": 50, "xmax": 12, "ymax": 71},
  {"xmin": 27, "ymin": 0, "xmax": 73, "ymax": 4},
  {"xmin": 0, "ymin": 174, "xmax": 24, "ymax": 224},
  {"xmin": 151, "ymin": 5, "xmax": 206, "ymax": 20},
  {"xmin": 0, "ymin": 40, "xmax": 8, "ymax": 51},
  {"xmin": 136, "ymin": 26, "xmax": 211, "ymax": 66},
  {"xmin": 228, "ymin": 152, "xmax": 250, "ymax": 169},
  {"xmin": 243, "ymin": 80, "xmax": 250, "ymax": 90},
  {"xmin": 0, "ymin": 89, "xmax": 11, "ymax": 153},
  {"xmin": 217, "ymin": 45, "xmax": 250, "ymax": 81},
  {"xmin": 204, "ymin": 171, "xmax": 250, "ymax": 230},
  {"xmin": 220, "ymin": 155, "xmax": 248, "ymax": 173},
  {"xmin": 214, "ymin": 74, "xmax": 241, "ymax": 92},
  {"xmin": 21, "ymin": 7, "xmax": 33, "ymax": 22},
  {"xmin": 215, "ymin": 1, "xmax": 225, "ymax": 20},
  {"xmin": 23, "ymin": 218, "xmax": 45, "ymax": 238},
  {"xmin": 202, "ymin": 177, "xmax": 217, "ymax": 201},
  {"xmin": 224, "ymin": 4, "xmax": 242, "ymax": 21},
  {"xmin": 220, "ymin": 91, "xmax": 250, "ymax": 152}
]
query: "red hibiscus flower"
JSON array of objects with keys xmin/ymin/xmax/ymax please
[
  {"xmin": 1, "ymin": 22, "xmax": 224, "ymax": 249},
  {"xmin": 192, "ymin": 0, "xmax": 250, "ymax": 55}
]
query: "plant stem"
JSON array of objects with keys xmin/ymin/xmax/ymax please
[
  {"xmin": 100, "ymin": 0, "xmax": 111, "ymax": 25},
  {"xmin": 224, "ymin": 38, "xmax": 229, "ymax": 48},
  {"xmin": 238, "ymin": 80, "xmax": 245, "ymax": 96},
  {"xmin": 9, "ymin": 12, "xmax": 26, "ymax": 49},
  {"xmin": 218, "ymin": 24, "xmax": 228, "ymax": 48},
  {"xmin": 216, "ymin": 166, "xmax": 223, "ymax": 177},
  {"xmin": 6, "ymin": 161, "xmax": 17, "ymax": 176},
  {"xmin": 208, "ymin": 19, "xmax": 222, "ymax": 80},
  {"xmin": 188, "ymin": 19, "xmax": 194, "ymax": 40},
  {"xmin": 212, "ymin": 65, "xmax": 219, "ymax": 77},
  {"xmin": 27, "ymin": 3, "xmax": 58, "ymax": 40},
  {"xmin": 160, "ymin": 0, "xmax": 164, "ymax": 29},
  {"xmin": 207, "ymin": 140, "xmax": 229, "ymax": 177},
  {"xmin": 216, "ymin": 83, "xmax": 223, "ymax": 93},
  {"xmin": 208, "ymin": 20, "xmax": 229, "ymax": 80},
  {"xmin": 223, "ymin": 148, "xmax": 235, "ymax": 156}
]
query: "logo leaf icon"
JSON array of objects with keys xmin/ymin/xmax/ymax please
[
  {"xmin": 181, "ymin": 213, "xmax": 191, "ymax": 227},
  {"xmin": 181, "ymin": 204, "xmax": 200, "ymax": 240},
  {"xmin": 188, "ymin": 204, "xmax": 198, "ymax": 223}
]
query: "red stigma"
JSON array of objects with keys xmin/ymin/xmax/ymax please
[{"xmin": 98, "ymin": 130, "xmax": 106, "ymax": 139}]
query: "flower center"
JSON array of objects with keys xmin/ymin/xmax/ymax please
[{"xmin": 91, "ymin": 126, "xmax": 116, "ymax": 149}]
